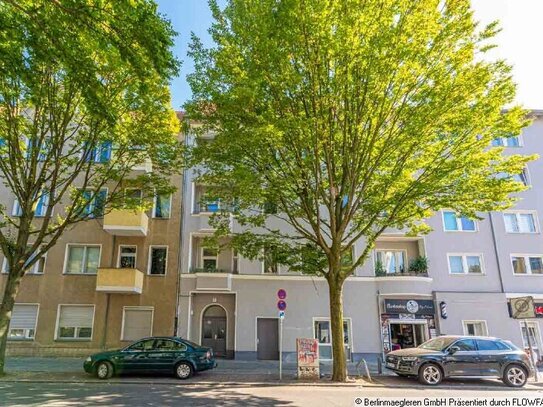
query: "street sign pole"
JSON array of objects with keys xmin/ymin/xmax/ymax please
[
  {"xmin": 279, "ymin": 316, "xmax": 283, "ymax": 380},
  {"xmin": 525, "ymin": 319, "xmax": 539, "ymax": 382}
]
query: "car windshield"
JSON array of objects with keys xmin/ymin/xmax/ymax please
[{"xmin": 418, "ymin": 337, "xmax": 457, "ymax": 351}]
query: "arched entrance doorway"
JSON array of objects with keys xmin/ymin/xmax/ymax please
[{"xmin": 201, "ymin": 305, "xmax": 227, "ymax": 358}]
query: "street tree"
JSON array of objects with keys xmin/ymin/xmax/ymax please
[
  {"xmin": 0, "ymin": 0, "xmax": 181, "ymax": 374},
  {"xmin": 186, "ymin": 0, "xmax": 536, "ymax": 381}
]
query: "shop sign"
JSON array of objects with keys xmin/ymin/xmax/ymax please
[
  {"xmin": 384, "ymin": 299, "xmax": 435, "ymax": 315},
  {"xmin": 296, "ymin": 338, "xmax": 319, "ymax": 380}
]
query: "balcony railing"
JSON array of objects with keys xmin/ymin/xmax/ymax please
[
  {"xmin": 103, "ymin": 209, "xmax": 148, "ymax": 236},
  {"xmin": 96, "ymin": 268, "xmax": 144, "ymax": 294},
  {"xmin": 190, "ymin": 267, "xmax": 231, "ymax": 274},
  {"xmin": 375, "ymin": 270, "xmax": 429, "ymax": 278}
]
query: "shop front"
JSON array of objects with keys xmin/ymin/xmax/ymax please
[{"xmin": 380, "ymin": 298, "xmax": 436, "ymax": 354}]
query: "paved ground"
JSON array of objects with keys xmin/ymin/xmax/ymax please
[{"xmin": 1, "ymin": 381, "xmax": 542, "ymax": 407}]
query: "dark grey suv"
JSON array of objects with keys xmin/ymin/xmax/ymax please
[{"xmin": 385, "ymin": 336, "xmax": 533, "ymax": 387}]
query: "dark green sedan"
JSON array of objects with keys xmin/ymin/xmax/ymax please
[{"xmin": 84, "ymin": 337, "xmax": 217, "ymax": 380}]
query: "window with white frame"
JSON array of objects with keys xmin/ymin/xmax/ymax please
[
  {"xmin": 80, "ymin": 189, "xmax": 107, "ymax": 218},
  {"xmin": 262, "ymin": 247, "xmax": 279, "ymax": 274},
  {"xmin": 375, "ymin": 250, "xmax": 406, "ymax": 274},
  {"xmin": 463, "ymin": 320, "xmax": 488, "ymax": 336},
  {"xmin": 56, "ymin": 305, "xmax": 94, "ymax": 339},
  {"xmin": 65, "ymin": 245, "xmax": 100, "ymax": 274},
  {"xmin": 148, "ymin": 246, "xmax": 167, "ymax": 275},
  {"xmin": 448, "ymin": 254, "xmax": 483, "ymax": 274},
  {"xmin": 201, "ymin": 247, "xmax": 218, "ymax": 270},
  {"xmin": 83, "ymin": 141, "xmax": 112, "ymax": 163},
  {"xmin": 2, "ymin": 246, "xmax": 46, "ymax": 275},
  {"xmin": 511, "ymin": 255, "xmax": 543, "ymax": 275},
  {"xmin": 12, "ymin": 192, "xmax": 49, "ymax": 218},
  {"xmin": 119, "ymin": 246, "xmax": 137, "ymax": 268},
  {"xmin": 8, "ymin": 304, "xmax": 39, "ymax": 340},
  {"xmin": 503, "ymin": 212, "xmax": 537, "ymax": 233},
  {"xmin": 314, "ymin": 319, "xmax": 351, "ymax": 360},
  {"xmin": 122, "ymin": 307, "xmax": 153, "ymax": 341},
  {"xmin": 492, "ymin": 135, "xmax": 521, "ymax": 147},
  {"xmin": 442, "ymin": 211, "xmax": 476, "ymax": 232},
  {"xmin": 153, "ymin": 194, "xmax": 172, "ymax": 218},
  {"xmin": 513, "ymin": 168, "xmax": 530, "ymax": 186}
]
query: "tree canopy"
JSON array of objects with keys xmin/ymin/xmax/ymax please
[{"xmin": 186, "ymin": 0, "xmax": 535, "ymax": 381}]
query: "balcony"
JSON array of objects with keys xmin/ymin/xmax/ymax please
[
  {"xmin": 103, "ymin": 209, "xmax": 148, "ymax": 236},
  {"xmin": 96, "ymin": 268, "xmax": 144, "ymax": 294},
  {"xmin": 374, "ymin": 236, "xmax": 428, "ymax": 278}
]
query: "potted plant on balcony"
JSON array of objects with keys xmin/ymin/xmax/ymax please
[
  {"xmin": 375, "ymin": 260, "xmax": 386, "ymax": 277},
  {"xmin": 408, "ymin": 256, "xmax": 429, "ymax": 276}
]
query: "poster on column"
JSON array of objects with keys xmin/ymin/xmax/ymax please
[{"xmin": 296, "ymin": 338, "xmax": 319, "ymax": 380}]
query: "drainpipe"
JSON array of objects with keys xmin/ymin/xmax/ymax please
[
  {"xmin": 488, "ymin": 212, "xmax": 505, "ymax": 293},
  {"xmin": 173, "ymin": 132, "xmax": 189, "ymax": 337},
  {"xmin": 376, "ymin": 290, "xmax": 383, "ymax": 374}
]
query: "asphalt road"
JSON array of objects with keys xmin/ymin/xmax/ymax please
[{"xmin": 1, "ymin": 381, "xmax": 542, "ymax": 407}]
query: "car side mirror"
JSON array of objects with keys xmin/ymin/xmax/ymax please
[{"xmin": 448, "ymin": 346, "xmax": 460, "ymax": 354}]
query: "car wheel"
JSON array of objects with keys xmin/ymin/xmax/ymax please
[
  {"xmin": 503, "ymin": 364, "xmax": 528, "ymax": 388},
  {"xmin": 175, "ymin": 362, "xmax": 194, "ymax": 380},
  {"xmin": 418, "ymin": 363, "xmax": 442, "ymax": 386},
  {"xmin": 95, "ymin": 361, "xmax": 113, "ymax": 380}
]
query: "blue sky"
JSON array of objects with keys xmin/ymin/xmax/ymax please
[
  {"xmin": 156, "ymin": 0, "xmax": 219, "ymax": 111},
  {"xmin": 158, "ymin": 0, "xmax": 543, "ymax": 110}
]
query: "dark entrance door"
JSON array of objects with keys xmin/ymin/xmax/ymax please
[
  {"xmin": 257, "ymin": 318, "xmax": 279, "ymax": 360},
  {"xmin": 201, "ymin": 305, "xmax": 227, "ymax": 358}
]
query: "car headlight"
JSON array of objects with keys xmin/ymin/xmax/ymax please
[
  {"xmin": 401, "ymin": 356, "xmax": 418, "ymax": 362},
  {"xmin": 85, "ymin": 356, "xmax": 92, "ymax": 362}
]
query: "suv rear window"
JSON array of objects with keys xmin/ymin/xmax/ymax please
[{"xmin": 476, "ymin": 339, "xmax": 508, "ymax": 351}]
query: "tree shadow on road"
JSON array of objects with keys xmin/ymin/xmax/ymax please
[{"xmin": 0, "ymin": 382, "xmax": 294, "ymax": 406}]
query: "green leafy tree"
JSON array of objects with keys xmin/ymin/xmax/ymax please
[
  {"xmin": 0, "ymin": 0, "xmax": 181, "ymax": 374},
  {"xmin": 186, "ymin": 0, "xmax": 535, "ymax": 381}
]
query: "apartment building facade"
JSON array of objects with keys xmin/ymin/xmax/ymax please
[
  {"xmin": 0, "ymin": 128, "xmax": 184, "ymax": 356},
  {"xmin": 177, "ymin": 111, "xmax": 543, "ymax": 364}
]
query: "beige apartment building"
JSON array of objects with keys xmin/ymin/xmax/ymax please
[{"xmin": 0, "ymin": 116, "xmax": 184, "ymax": 357}]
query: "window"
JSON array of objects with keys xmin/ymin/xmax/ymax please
[
  {"xmin": 448, "ymin": 254, "xmax": 483, "ymax": 274},
  {"xmin": 232, "ymin": 249, "xmax": 239, "ymax": 274},
  {"xmin": 492, "ymin": 136, "xmax": 521, "ymax": 147},
  {"xmin": 119, "ymin": 246, "xmax": 137, "ymax": 269},
  {"xmin": 511, "ymin": 255, "xmax": 543, "ymax": 275},
  {"xmin": 375, "ymin": 250, "xmax": 406, "ymax": 274},
  {"xmin": 442, "ymin": 211, "xmax": 476, "ymax": 232},
  {"xmin": 126, "ymin": 338, "xmax": 155, "ymax": 352},
  {"xmin": 154, "ymin": 339, "xmax": 186, "ymax": 351},
  {"xmin": 452, "ymin": 338, "xmax": 477, "ymax": 351},
  {"xmin": 8, "ymin": 304, "xmax": 39, "ymax": 340},
  {"xmin": 503, "ymin": 212, "xmax": 537, "ymax": 233},
  {"xmin": 12, "ymin": 192, "xmax": 49, "ymax": 218},
  {"xmin": 125, "ymin": 188, "xmax": 143, "ymax": 204},
  {"xmin": 56, "ymin": 305, "xmax": 94, "ymax": 340},
  {"xmin": 476, "ymin": 339, "xmax": 504, "ymax": 351},
  {"xmin": 84, "ymin": 141, "xmax": 112, "ymax": 163},
  {"xmin": 262, "ymin": 247, "xmax": 279, "ymax": 274},
  {"xmin": 153, "ymin": 194, "xmax": 172, "ymax": 219},
  {"xmin": 201, "ymin": 247, "xmax": 218, "ymax": 270},
  {"xmin": 195, "ymin": 185, "xmax": 220, "ymax": 213},
  {"xmin": 314, "ymin": 319, "xmax": 350, "ymax": 360},
  {"xmin": 512, "ymin": 168, "xmax": 530, "ymax": 186},
  {"xmin": 2, "ymin": 247, "xmax": 46, "ymax": 275},
  {"xmin": 80, "ymin": 189, "xmax": 107, "ymax": 218},
  {"xmin": 520, "ymin": 322, "xmax": 542, "ymax": 360},
  {"xmin": 463, "ymin": 321, "xmax": 488, "ymax": 336},
  {"xmin": 148, "ymin": 246, "xmax": 167, "ymax": 275},
  {"xmin": 121, "ymin": 307, "xmax": 153, "ymax": 341},
  {"xmin": 65, "ymin": 245, "xmax": 100, "ymax": 274}
]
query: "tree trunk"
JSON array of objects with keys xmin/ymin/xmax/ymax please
[
  {"xmin": 328, "ymin": 278, "xmax": 347, "ymax": 382},
  {"xmin": 0, "ymin": 268, "xmax": 23, "ymax": 376}
]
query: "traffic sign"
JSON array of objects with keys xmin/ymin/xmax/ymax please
[
  {"xmin": 277, "ymin": 300, "xmax": 287, "ymax": 311},
  {"xmin": 279, "ymin": 310, "xmax": 285, "ymax": 319},
  {"xmin": 277, "ymin": 289, "xmax": 287, "ymax": 299}
]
